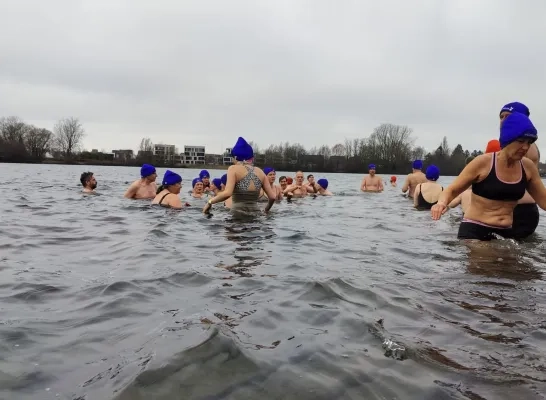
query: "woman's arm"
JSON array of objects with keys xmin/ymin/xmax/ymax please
[
  {"xmin": 262, "ymin": 176, "xmax": 277, "ymax": 212},
  {"xmin": 524, "ymin": 158, "xmax": 546, "ymax": 211},
  {"xmin": 169, "ymin": 195, "xmax": 183, "ymax": 209}
]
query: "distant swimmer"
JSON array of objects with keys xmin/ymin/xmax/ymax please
[
  {"xmin": 284, "ymin": 171, "xmax": 309, "ymax": 198},
  {"xmin": 199, "ymin": 170, "xmax": 212, "ymax": 193},
  {"xmin": 448, "ymin": 156, "xmax": 475, "ymax": 213},
  {"xmin": 203, "ymin": 137, "xmax": 276, "ymax": 214},
  {"xmin": 259, "ymin": 167, "xmax": 283, "ymax": 201},
  {"xmin": 413, "ymin": 165, "xmax": 443, "ymax": 210},
  {"xmin": 210, "ymin": 178, "xmax": 222, "ymax": 195},
  {"xmin": 401, "ymin": 160, "xmax": 427, "ymax": 198},
  {"xmin": 431, "ymin": 112, "xmax": 546, "ymax": 241},
  {"xmin": 304, "ymin": 174, "xmax": 319, "ymax": 193},
  {"xmin": 124, "ymin": 164, "xmax": 157, "ymax": 199},
  {"xmin": 360, "ymin": 164, "xmax": 384, "ymax": 192},
  {"xmin": 80, "ymin": 171, "xmax": 97, "ymax": 194},
  {"xmin": 152, "ymin": 170, "xmax": 183, "ymax": 209},
  {"xmin": 390, "ymin": 176, "xmax": 397, "ymax": 187},
  {"xmin": 278, "ymin": 176, "xmax": 288, "ymax": 192},
  {"xmin": 499, "ymin": 102, "xmax": 540, "ymax": 239},
  {"xmin": 191, "ymin": 178, "xmax": 205, "ymax": 199},
  {"xmin": 316, "ymin": 179, "xmax": 332, "ymax": 196}
]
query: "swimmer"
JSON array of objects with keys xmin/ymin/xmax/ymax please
[
  {"xmin": 304, "ymin": 174, "xmax": 319, "ymax": 193},
  {"xmin": 286, "ymin": 177, "xmax": 293, "ymax": 185},
  {"xmin": 413, "ymin": 165, "xmax": 443, "ymax": 210},
  {"xmin": 448, "ymin": 156, "xmax": 475, "ymax": 213},
  {"xmin": 199, "ymin": 170, "xmax": 212, "ymax": 193},
  {"xmin": 360, "ymin": 164, "xmax": 384, "ymax": 192},
  {"xmin": 283, "ymin": 171, "xmax": 309, "ymax": 198},
  {"xmin": 203, "ymin": 137, "xmax": 276, "ymax": 214},
  {"xmin": 316, "ymin": 179, "xmax": 332, "ymax": 196},
  {"xmin": 191, "ymin": 178, "xmax": 205, "ymax": 199},
  {"xmin": 220, "ymin": 174, "xmax": 227, "ymax": 191},
  {"xmin": 80, "ymin": 171, "xmax": 97, "ymax": 194},
  {"xmin": 152, "ymin": 170, "xmax": 183, "ymax": 209},
  {"xmin": 431, "ymin": 112, "xmax": 546, "ymax": 241},
  {"xmin": 401, "ymin": 160, "xmax": 427, "ymax": 198},
  {"xmin": 124, "ymin": 164, "xmax": 157, "ymax": 199},
  {"xmin": 259, "ymin": 167, "xmax": 283, "ymax": 201},
  {"xmin": 278, "ymin": 176, "xmax": 288, "ymax": 192},
  {"xmin": 210, "ymin": 178, "xmax": 222, "ymax": 195},
  {"xmin": 500, "ymin": 102, "xmax": 540, "ymax": 239},
  {"xmin": 390, "ymin": 176, "xmax": 397, "ymax": 187}
]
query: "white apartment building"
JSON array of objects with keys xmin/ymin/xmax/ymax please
[
  {"xmin": 182, "ymin": 145, "xmax": 206, "ymax": 165},
  {"xmin": 153, "ymin": 144, "xmax": 178, "ymax": 164},
  {"xmin": 223, "ymin": 148, "xmax": 233, "ymax": 165}
]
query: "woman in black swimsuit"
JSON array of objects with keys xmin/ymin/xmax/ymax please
[
  {"xmin": 431, "ymin": 112, "xmax": 546, "ymax": 241},
  {"xmin": 152, "ymin": 170, "xmax": 184, "ymax": 209},
  {"xmin": 413, "ymin": 165, "xmax": 443, "ymax": 210}
]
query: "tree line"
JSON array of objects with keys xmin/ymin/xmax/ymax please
[{"xmin": 1, "ymin": 115, "xmax": 485, "ymax": 175}]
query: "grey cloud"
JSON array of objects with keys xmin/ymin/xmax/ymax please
[{"xmin": 1, "ymin": 0, "xmax": 545, "ymax": 156}]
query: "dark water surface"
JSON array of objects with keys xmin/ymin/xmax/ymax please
[{"xmin": 1, "ymin": 163, "xmax": 545, "ymax": 400}]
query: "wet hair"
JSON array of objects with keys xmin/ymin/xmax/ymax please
[
  {"xmin": 80, "ymin": 171, "xmax": 94, "ymax": 187},
  {"xmin": 279, "ymin": 175, "xmax": 287, "ymax": 182},
  {"xmin": 307, "ymin": 174, "xmax": 314, "ymax": 180}
]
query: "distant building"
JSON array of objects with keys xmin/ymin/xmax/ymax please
[
  {"xmin": 223, "ymin": 148, "xmax": 233, "ymax": 165},
  {"xmin": 205, "ymin": 154, "xmax": 222, "ymax": 165},
  {"xmin": 112, "ymin": 149, "xmax": 134, "ymax": 162},
  {"xmin": 154, "ymin": 144, "xmax": 178, "ymax": 164},
  {"xmin": 182, "ymin": 145, "xmax": 205, "ymax": 165}
]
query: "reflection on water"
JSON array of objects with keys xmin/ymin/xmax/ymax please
[{"xmin": 0, "ymin": 163, "xmax": 545, "ymax": 400}]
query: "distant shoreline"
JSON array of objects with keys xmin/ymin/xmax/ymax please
[{"xmin": 0, "ymin": 159, "xmax": 230, "ymax": 170}]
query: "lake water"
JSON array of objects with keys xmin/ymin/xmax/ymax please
[{"xmin": 1, "ymin": 163, "xmax": 545, "ymax": 400}]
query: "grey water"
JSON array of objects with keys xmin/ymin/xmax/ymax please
[{"xmin": 0, "ymin": 163, "xmax": 545, "ymax": 400}]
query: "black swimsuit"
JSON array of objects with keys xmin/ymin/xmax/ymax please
[
  {"xmin": 457, "ymin": 153, "xmax": 527, "ymax": 241},
  {"xmin": 416, "ymin": 183, "xmax": 443, "ymax": 210}
]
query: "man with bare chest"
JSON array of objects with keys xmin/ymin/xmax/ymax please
[
  {"xmin": 401, "ymin": 160, "xmax": 427, "ymax": 198},
  {"xmin": 360, "ymin": 164, "xmax": 384, "ymax": 192},
  {"xmin": 124, "ymin": 164, "xmax": 157, "ymax": 199},
  {"xmin": 283, "ymin": 170, "xmax": 309, "ymax": 198}
]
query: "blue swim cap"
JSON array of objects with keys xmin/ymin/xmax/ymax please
[
  {"xmin": 499, "ymin": 112, "xmax": 537, "ymax": 149},
  {"xmin": 192, "ymin": 177, "xmax": 202, "ymax": 188},
  {"xmin": 426, "ymin": 165, "xmax": 440, "ymax": 181},
  {"xmin": 199, "ymin": 170, "xmax": 210, "ymax": 179},
  {"xmin": 231, "ymin": 137, "xmax": 254, "ymax": 161},
  {"xmin": 162, "ymin": 170, "xmax": 181, "ymax": 186},
  {"xmin": 141, "ymin": 164, "xmax": 156, "ymax": 177},
  {"xmin": 221, "ymin": 174, "xmax": 227, "ymax": 186},
  {"xmin": 500, "ymin": 102, "xmax": 530, "ymax": 117},
  {"xmin": 368, "ymin": 164, "xmax": 376, "ymax": 170},
  {"xmin": 263, "ymin": 167, "xmax": 275, "ymax": 175},
  {"xmin": 412, "ymin": 160, "xmax": 423, "ymax": 169},
  {"xmin": 212, "ymin": 178, "xmax": 222, "ymax": 189},
  {"xmin": 317, "ymin": 178, "xmax": 328, "ymax": 189}
]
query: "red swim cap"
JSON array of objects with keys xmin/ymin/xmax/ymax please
[
  {"xmin": 485, "ymin": 139, "xmax": 501, "ymax": 153},
  {"xmin": 286, "ymin": 177, "xmax": 293, "ymax": 184},
  {"xmin": 390, "ymin": 176, "xmax": 397, "ymax": 182}
]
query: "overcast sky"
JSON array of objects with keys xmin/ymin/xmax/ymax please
[{"xmin": 1, "ymin": 0, "xmax": 545, "ymax": 156}]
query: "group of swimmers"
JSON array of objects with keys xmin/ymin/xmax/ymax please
[{"xmin": 78, "ymin": 100, "xmax": 544, "ymax": 242}]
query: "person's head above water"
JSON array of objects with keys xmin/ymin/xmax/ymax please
[
  {"xmin": 485, "ymin": 139, "xmax": 501, "ymax": 153},
  {"xmin": 499, "ymin": 101, "xmax": 530, "ymax": 127},
  {"xmin": 368, "ymin": 164, "xmax": 376, "ymax": 176},
  {"xmin": 80, "ymin": 171, "xmax": 96, "ymax": 190},
  {"xmin": 412, "ymin": 160, "xmax": 423, "ymax": 170},
  {"xmin": 141, "ymin": 164, "xmax": 156, "ymax": 181},
  {"xmin": 159, "ymin": 170, "xmax": 182, "ymax": 194},
  {"xmin": 390, "ymin": 175, "xmax": 397, "ymax": 182},
  {"xmin": 499, "ymin": 112, "xmax": 537, "ymax": 152},
  {"xmin": 317, "ymin": 178, "xmax": 328, "ymax": 189},
  {"xmin": 211, "ymin": 178, "xmax": 222, "ymax": 191},
  {"xmin": 231, "ymin": 137, "xmax": 254, "ymax": 161},
  {"xmin": 199, "ymin": 170, "xmax": 210, "ymax": 186},
  {"xmin": 220, "ymin": 174, "xmax": 227, "ymax": 187},
  {"xmin": 425, "ymin": 165, "xmax": 440, "ymax": 181},
  {"xmin": 192, "ymin": 178, "xmax": 204, "ymax": 192}
]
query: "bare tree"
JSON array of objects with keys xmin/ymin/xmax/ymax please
[
  {"xmin": 0, "ymin": 116, "xmax": 28, "ymax": 143},
  {"xmin": 139, "ymin": 137, "xmax": 154, "ymax": 153},
  {"xmin": 53, "ymin": 117, "xmax": 85, "ymax": 158},
  {"xmin": 367, "ymin": 123, "xmax": 415, "ymax": 167},
  {"xmin": 411, "ymin": 146, "xmax": 426, "ymax": 161},
  {"xmin": 25, "ymin": 126, "xmax": 52, "ymax": 161},
  {"xmin": 331, "ymin": 143, "xmax": 345, "ymax": 156}
]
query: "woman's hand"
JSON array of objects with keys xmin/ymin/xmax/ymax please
[
  {"xmin": 203, "ymin": 201, "xmax": 212, "ymax": 214},
  {"xmin": 431, "ymin": 201, "xmax": 448, "ymax": 220}
]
